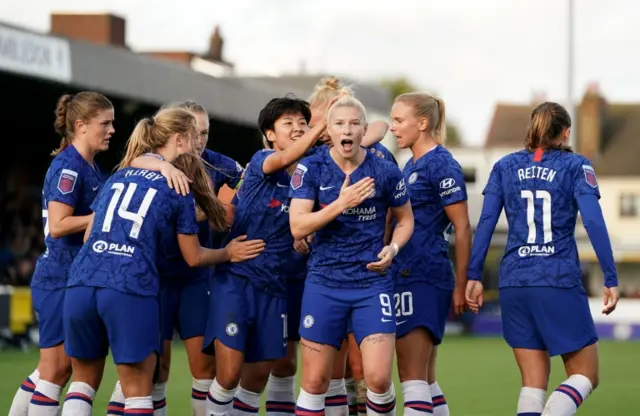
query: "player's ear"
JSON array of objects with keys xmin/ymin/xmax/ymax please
[
  {"xmin": 75, "ymin": 119, "xmax": 87, "ymax": 135},
  {"xmin": 563, "ymin": 127, "xmax": 570, "ymax": 142},
  {"xmin": 418, "ymin": 116, "xmax": 429, "ymax": 132},
  {"xmin": 265, "ymin": 129, "xmax": 276, "ymax": 148}
]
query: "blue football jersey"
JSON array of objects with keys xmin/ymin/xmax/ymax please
[
  {"xmin": 392, "ymin": 146, "xmax": 467, "ymax": 290},
  {"xmin": 32, "ymin": 145, "xmax": 106, "ymax": 290},
  {"xmin": 485, "ymin": 149, "xmax": 600, "ymax": 288},
  {"xmin": 68, "ymin": 168, "xmax": 199, "ymax": 297},
  {"xmin": 368, "ymin": 142, "xmax": 397, "ymax": 165},
  {"xmin": 201, "ymin": 148, "xmax": 244, "ymax": 193},
  {"xmin": 291, "ymin": 150, "xmax": 410, "ymax": 290},
  {"xmin": 163, "ymin": 149, "xmax": 243, "ymax": 285},
  {"xmin": 217, "ymin": 149, "xmax": 297, "ymax": 297}
]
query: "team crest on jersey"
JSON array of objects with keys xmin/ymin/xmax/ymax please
[
  {"xmin": 226, "ymin": 323, "xmax": 239, "ymax": 336},
  {"xmin": 408, "ymin": 172, "xmax": 418, "ymax": 184},
  {"xmin": 57, "ymin": 169, "xmax": 78, "ymax": 194},
  {"xmin": 582, "ymin": 165, "xmax": 598, "ymax": 188},
  {"xmin": 303, "ymin": 314, "xmax": 314, "ymax": 328},
  {"xmin": 291, "ymin": 164, "xmax": 308, "ymax": 190}
]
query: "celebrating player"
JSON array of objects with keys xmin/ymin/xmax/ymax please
[
  {"xmin": 59, "ymin": 107, "xmax": 263, "ymax": 416},
  {"xmin": 466, "ymin": 101, "xmax": 619, "ymax": 416},
  {"xmin": 106, "ymin": 100, "xmax": 244, "ymax": 416},
  {"xmin": 8, "ymin": 92, "xmax": 114, "ymax": 416},
  {"xmin": 289, "ymin": 96, "xmax": 414, "ymax": 416},
  {"xmin": 202, "ymin": 96, "xmax": 331, "ymax": 416},
  {"xmin": 390, "ymin": 92, "xmax": 470, "ymax": 416}
]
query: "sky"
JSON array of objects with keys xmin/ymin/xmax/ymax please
[{"xmin": 2, "ymin": 0, "xmax": 639, "ymax": 145}]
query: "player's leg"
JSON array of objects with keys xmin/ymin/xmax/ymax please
[
  {"xmin": 296, "ymin": 281, "xmax": 350, "ymax": 414},
  {"xmin": 202, "ymin": 273, "xmax": 250, "ymax": 415},
  {"xmin": 326, "ymin": 339, "xmax": 349, "ymax": 415},
  {"xmin": 538, "ymin": 286, "xmax": 599, "ymax": 416},
  {"xmin": 8, "ymin": 367, "xmax": 39, "ymax": 416},
  {"xmin": 344, "ymin": 356, "xmax": 359, "ymax": 416},
  {"xmin": 266, "ymin": 278, "xmax": 303, "ymax": 415},
  {"xmin": 178, "ymin": 279, "xmax": 215, "ymax": 416},
  {"xmin": 151, "ymin": 341, "xmax": 171, "ymax": 416},
  {"xmin": 99, "ymin": 288, "xmax": 162, "ymax": 414},
  {"xmin": 232, "ymin": 287, "xmax": 287, "ymax": 415},
  {"xmin": 347, "ymin": 333, "xmax": 366, "ymax": 416},
  {"xmin": 268, "ymin": 340, "xmax": 299, "ymax": 415},
  {"xmin": 427, "ymin": 348, "xmax": 449, "ymax": 416},
  {"xmin": 501, "ymin": 287, "xmax": 550, "ymax": 416},
  {"xmin": 61, "ymin": 286, "xmax": 110, "ymax": 415},
  {"xmin": 352, "ymin": 289, "xmax": 397, "ymax": 416},
  {"xmin": 28, "ymin": 288, "xmax": 72, "ymax": 416}
]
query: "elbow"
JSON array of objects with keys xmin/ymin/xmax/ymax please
[
  {"xmin": 48, "ymin": 224, "xmax": 62, "ymax": 239},
  {"xmin": 184, "ymin": 253, "xmax": 200, "ymax": 268},
  {"xmin": 290, "ymin": 221, "xmax": 307, "ymax": 241}
]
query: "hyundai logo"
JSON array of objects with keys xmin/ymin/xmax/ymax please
[{"xmin": 439, "ymin": 178, "xmax": 456, "ymax": 189}]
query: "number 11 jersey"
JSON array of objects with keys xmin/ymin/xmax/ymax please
[
  {"xmin": 68, "ymin": 168, "xmax": 199, "ymax": 297},
  {"xmin": 486, "ymin": 148, "xmax": 600, "ymax": 288}
]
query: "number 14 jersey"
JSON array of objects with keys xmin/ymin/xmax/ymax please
[
  {"xmin": 68, "ymin": 168, "xmax": 199, "ymax": 297},
  {"xmin": 485, "ymin": 149, "xmax": 600, "ymax": 288}
]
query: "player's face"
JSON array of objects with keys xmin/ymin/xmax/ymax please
[
  {"xmin": 82, "ymin": 108, "xmax": 115, "ymax": 153},
  {"xmin": 310, "ymin": 103, "xmax": 331, "ymax": 147},
  {"xmin": 390, "ymin": 101, "xmax": 422, "ymax": 149},
  {"xmin": 267, "ymin": 112, "xmax": 309, "ymax": 151},
  {"xmin": 328, "ymin": 105, "xmax": 366, "ymax": 158},
  {"xmin": 193, "ymin": 111, "xmax": 210, "ymax": 155}
]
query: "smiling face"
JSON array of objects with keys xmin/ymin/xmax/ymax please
[{"xmin": 265, "ymin": 112, "xmax": 310, "ymax": 151}]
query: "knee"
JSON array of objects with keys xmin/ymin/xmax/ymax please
[
  {"xmin": 39, "ymin": 355, "xmax": 72, "ymax": 386},
  {"xmin": 302, "ymin": 372, "xmax": 331, "ymax": 395},
  {"xmin": 364, "ymin": 371, "xmax": 392, "ymax": 393}
]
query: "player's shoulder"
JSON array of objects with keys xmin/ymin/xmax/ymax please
[
  {"xmin": 249, "ymin": 148, "xmax": 276, "ymax": 165},
  {"xmin": 298, "ymin": 148, "xmax": 326, "ymax": 170},
  {"xmin": 203, "ymin": 148, "xmax": 242, "ymax": 170},
  {"xmin": 50, "ymin": 146, "xmax": 82, "ymax": 170}
]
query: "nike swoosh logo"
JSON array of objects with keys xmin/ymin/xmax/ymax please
[
  {"xmin": 381, "ymin": 318, "xmax": 393, "ymax": 323},
  {"xmin": 320, "ymin": 185, "xmax": 334, "ymax": 191},
  {"xmin": 276, "ymin": 183, "xmax": 289, "ymax": 188},
  {"xmin": 396, "ymin": 320, "xmax": 407, "ymax": 326},
  {"xmin": 92, "ymin": 186, "xmax": 99, "ymax": 191}
]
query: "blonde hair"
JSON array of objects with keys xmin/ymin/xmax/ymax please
[
  {"xmin": 52, "ymin": 91, "xmax": 113, "ymax": 156},
  {"xmin": 162, "ymin": 100, "xmax": 208, "ymax": 117},
  {"xmin": 118, "ymin": 107, "xmax": 197, "ymax": 170},
  {"xmin": 308, "ymin": 76, "xmax": 353, "ymax": 108},
  {"xmin": 395, "ymin": 92, "xmax": 447, "ymax": 145},
  {"xmin": 328, "ymin": 96, "xmax": 368, "ymax": 124}
]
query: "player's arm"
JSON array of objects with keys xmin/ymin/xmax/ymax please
[
  {"xmin": 383, "ymin": 209, "xmax": 394, "ymax": 245},
  {"xmin": 130, "ymin": 154, "xmax": 191, "ymax": 196},
  {"xmin": 467, "ymin": 194, "xmax": 503, "ymax": 281},
  {"xmin": 47, "ymin": 201, "xmax": 92, "ymax": 238},
  {"xmin": 388, "ymin": 201, "xmax": 414, "ymax": 249},
  {"xmin": 262, "ymin": 119, "xmax": 327, "ymax": 175},
  {"xmin": 83, "ymin": 213, "xmax": 94, "ymax": 243},
  {"xmin": 177, "ymin": 234, "xmax": 264, "ymax": 267},
  {"xmin": 445, "ymin": 202, "xmax": 472, "ymax": 280},
  {"xmin": 289, "ymin": 175, "xmax": 375, "ymax": 240},
  {"xmin": 361, "ymin": 120, "xmax": 389, "ymax": 147}
]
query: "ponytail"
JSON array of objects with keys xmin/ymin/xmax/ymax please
[
  {"xmin": 433, "ymin": 97, "xmax": 447, "ymax": 145},
  {"xmin": 524, "ymin": 102, "xmax": 572, "ymax": 152},
  {"xmin": 51, "ymin": 94, "xmax": 74, "ymax": 156},
  {"xmin": 118, "ymin": 118, "xmax": 156, "ymax": 170},
  {"xmin": 172, "ymin": 153, "xmax": 228, "ymax": 231}
]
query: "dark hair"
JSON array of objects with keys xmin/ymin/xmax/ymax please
[
  {"xmin": 524, "ymin": 101, "xmax": 572, "ymax": 152},
  {"xmin": 258, "ymin": 96, "xmax": 312, "ymax": 148},
  {"xmin": 53, "ymin": 91, "xmax": 113, "ymax": 156},
  {"xmin": 171, "ymin": 153, "xmax": 228, "ymax": 231}
]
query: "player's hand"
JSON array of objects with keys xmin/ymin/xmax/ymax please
[
  {"xmin": 602, "ymin": 286, "xmax": 619, "ymax": 315},
  {"xmin": 452, "ymin": 284, "xmax": 467, "ymax": 316},
  {"xmin": 160, "ymin": 162, "xmax": 191, "ymax": 196},
  {"xmin": 465, "ymin": 280, "xmax": 484, "ymax": 314},
  {"xmin": 337, "ymin": 175, "xmax": 375, "ymax": 210},
  {"xmin": 367, "ymin": 245, "xmax": 395, "ymax": 273},
  {"xmin": 225, "ymin": 235, "xmax": 266, "ymax": 262},
  {"xmin": 293, "ymin": 238, "xmax": 310, "ymax": 254}
]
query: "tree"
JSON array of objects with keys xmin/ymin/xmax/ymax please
[{"xmin": 380, "ymin": 77, "xmax": 464, "ymax": 147}]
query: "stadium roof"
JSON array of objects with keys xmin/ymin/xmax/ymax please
[{"xmin": 0, "ymin": 20, "xmax": 387, "ymax": 126}]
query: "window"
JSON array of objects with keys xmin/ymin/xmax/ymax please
[
  {"xmin": 462, "ymin": 166, "xmax": 476, "ymax": 184},
  {"xmin": 619, "ymin": 193, "xmax": 640, "ymax": 218}
]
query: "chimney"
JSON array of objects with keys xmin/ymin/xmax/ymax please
[
  {"xmin": 50, "ymin": 13, "xmax": 126, "ymax": 48},
  {"xmin": 578, "ymin": 82, "xmax": 605, "ymax": 162},
  {"xmin": 207, "ymin": 25, "xmax": 224, "ymax": 62}
]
